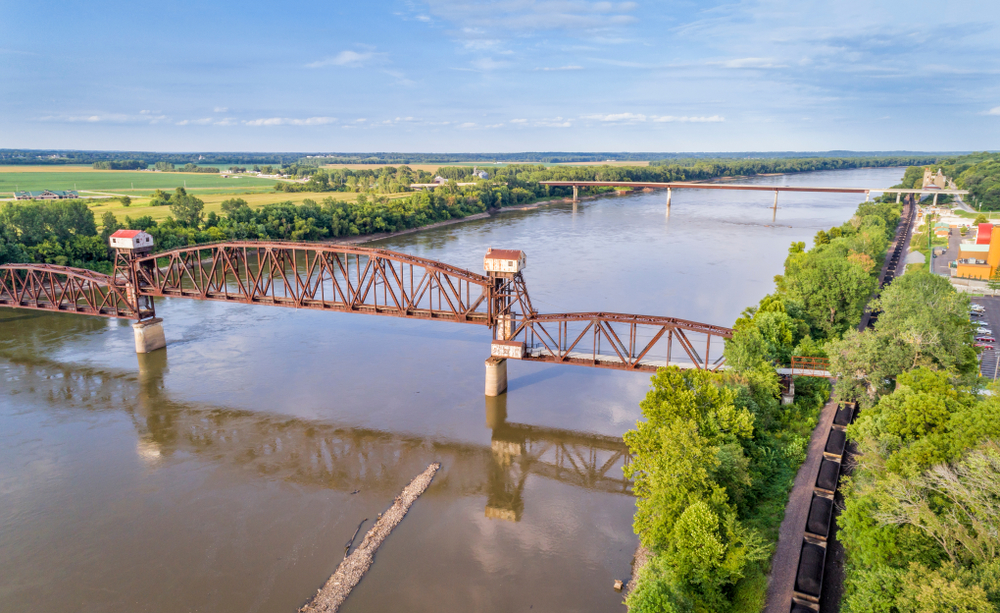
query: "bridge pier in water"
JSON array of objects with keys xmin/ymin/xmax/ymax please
[
  {"xmin": 133, "ymin": 318, "xmax": 166, "ymax": 354},
  {"xmin": 485, "ymin": 357, "xmax": 508, "ymax": 397},
  {"xmin": 666, "ymin": 187, "xmax": 672, "ymax": 213}
]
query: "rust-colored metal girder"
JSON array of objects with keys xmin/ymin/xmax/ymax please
[
  {"xmin": 1, "ymin": 241, "xmax": 735, "ymax": 373},
  {"xmin": 0, "ymin": 263, "xmax": 139, "ymax": 319},
  {"xmin": 132, "ymin": 241, "xmax": 494, "ymax": 325},
  {"xmin": 507, "ymin": 311, "xmax": 731, "ymax": 372}
]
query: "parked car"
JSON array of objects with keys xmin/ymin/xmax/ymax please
[
  {"xmin": 975, "ymin": 342, "xmax": 994, "ymax": 350},
  {"xmin": 978, "ymin": 327, "xmax": 993, "ymax": 334},
  {"xmin": 976, "ymin": 336, "xmax": 996, "ymax": 343},
  {"xmin": 972, "ymin": 306, "xmax": 986, "ymax": 313}
]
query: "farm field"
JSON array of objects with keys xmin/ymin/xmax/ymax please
[
  {"xmin": 0, "ymin": 165, "xmax": 278, "ymax": 195},
  {"xmin": 88, "ymin": 190, "xmax": 407, "ymax": 225}
]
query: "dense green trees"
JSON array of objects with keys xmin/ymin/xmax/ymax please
[
  {"xmin": 0, "ymin": 199, "xmax": 109, "ymax": 271},
  {"xmin": 626, "ymin": 191, "xmax": 906, "ymax": 612}
]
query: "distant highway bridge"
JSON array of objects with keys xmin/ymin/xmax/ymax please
[
  {"xmin": 538, "ymin": 180, "xmax": 968, "ymax": 208},
  {"xmin": 0, "ymin": 239, "xmax": 733, "ymax": 395}
]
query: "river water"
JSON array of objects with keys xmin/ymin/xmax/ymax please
[{"xmin": 0, "ymin": 167, "xmax": 902, "ymax": 612}]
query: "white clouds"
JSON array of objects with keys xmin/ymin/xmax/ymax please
[
  {"xmin": 213, "ymin": 107, "xmax": 228, "ymax": 113},
  {"xmin": 582, "ymin": 112, "xmax": 725, "ymax": 124},
  {"xmin": 535, "ymin": 65, "xmax": 584, "ymax": 71},
  {"xmin": 424, "ymin": 0, "xmax": 637, "ymax": 33},
  {"xmin": 721, "ymin": 57, "xmax": 784, "ymax": 69},
  {"xmin": 459, "ymin": 122, "xmax": 477, "ymax": 129},
  {"xmin": 307, "ymin": 50, "xmax": 383, "ymax": 68},
  {"xmin": 469, "ymin": 57, "xmax": 510, "ymax": 71},
  {"xmin": 585, "ymin": 112, "xmax": 646, "ymax": 122},
  {"xmin": 37, "ymin": 112, "xmax": 167, "ymax": 124},
  {"xmin": 510, "ymin": 118, "xmax": 528, "ymax": 124},
  {"xmin": 653, "ymin": 115, "xmax": 725, "ymax": 123},
  {"xmin": 243, "ymin": 117, "xmax": 337, "ymax": 126},
  {"xmin": 176, "ymin": 118, "xmax": 213, "ymax": 126},
  {"xmin": 988, "ymin": 107, "xmax": 1000, "ymax": 116}
]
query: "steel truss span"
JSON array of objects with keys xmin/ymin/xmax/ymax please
[
  {"xmin": 0, "ymin": 263, "xmax": 140, "ymax": 319},
  {"xmin": 133, "ymin": 241, "xmax": 494, "ymax": 325},
  {"xmin": 1, "ymin": 241, "xmax": 735, "ymax": 372},
  {"xmin": 509, "ymin": 312, "xmax": 731, "ymax": 372}
]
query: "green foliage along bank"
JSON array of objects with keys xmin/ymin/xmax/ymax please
[
  {"xmin": 822, "ymin": 271, "xmax": 1000, "ymax": 612},
  {"xmin": 0, "ymin": 187, "xmax": 493, "ymax": 273},
  {"xmin": 624, "ymin": 196, "xmax": 903, "ymax": 612}
]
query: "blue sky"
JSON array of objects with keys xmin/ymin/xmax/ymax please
[{"xmin": 2, "ymin": 0, "xmax": 999, "ymax": 152}]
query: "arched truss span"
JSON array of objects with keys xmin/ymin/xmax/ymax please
[{"xmin": 132, "ymin": 241, "xmax": 495, "ymax": 324}]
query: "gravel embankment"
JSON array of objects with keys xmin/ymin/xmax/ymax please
[{"xmin": 299, "ymin": 463, "xmax": 441, "ymax": 613}]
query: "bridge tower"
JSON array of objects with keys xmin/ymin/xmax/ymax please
[
  {"xmin": 110, "ymin": 230, "xmax": 165, "ymax": 354},
  {"xmin": 483, "ymin": 249, "xmax": 532, "ymax": 396}
]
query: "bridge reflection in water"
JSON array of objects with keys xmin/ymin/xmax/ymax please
[{"xmin": 6, "ymin": 348, "xmax": 630, "ymax": 523}]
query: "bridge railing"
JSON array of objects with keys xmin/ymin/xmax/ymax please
[
  {"xmin": 0, "ymin": 263, "xmax": 142, "ymax": 319},
  {"xmin": 790, "ymin": 355, "xmax": 831, "ymax": 377}
]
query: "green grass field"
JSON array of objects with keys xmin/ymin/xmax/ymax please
[
  {"xmin": 0, "ymin": 165, "xmax": 278, "ymax": 195},
  {"xmin": 88, "ymin": 190, "xmax": 409, "ymax": 225}
]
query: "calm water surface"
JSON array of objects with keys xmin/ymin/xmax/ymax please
[{"xmin": 0, "ymin": 167, "xmax": 902, "ymax": 612}]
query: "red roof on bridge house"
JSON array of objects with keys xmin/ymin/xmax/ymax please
[
  {"xmin": 110, "ymin": 229, "xmax": 143, "ymax": 239},
  {"xmin": 977, "ymin": 224, "xmax": 993, "ymax": 244}
]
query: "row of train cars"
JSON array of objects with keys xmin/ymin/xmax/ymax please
[
  {"xmin": 790, "ymin": 401, "xmax": 857, "ymax": 612},
  {"xmin": 791, "ymin": 199, "xmax": 913, "ymax": 609}
]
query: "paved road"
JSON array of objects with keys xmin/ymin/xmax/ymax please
[
  {"xmin": 934, "ymin": 229, "xmax": 959, "ymax": 277},
  {"xmin": 972, "ymin": 296, "xmax": 1000, "ymax": 379}
]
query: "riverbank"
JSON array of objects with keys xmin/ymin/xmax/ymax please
[{"xmin": 326, "ymin": 194, "xmax": 601, "ymax": 245}]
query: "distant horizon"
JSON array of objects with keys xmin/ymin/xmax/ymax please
[{"xmin": 0, "ymin": 148, "xmax": 985, "ymax": 158}]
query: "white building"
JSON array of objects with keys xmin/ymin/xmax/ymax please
[{"xmin": 109, "ymin": 229, "xmax": 155, "ymax": 250}]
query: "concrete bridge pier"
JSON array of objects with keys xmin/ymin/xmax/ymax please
[
  {"xmin": 485, "ymin": 357, "xmax": 508, "ymax": 397},
  {"xmin": 896, "ymin": 192, "xmax": 901, "ymax": 204},
  {"xmin": 666, "ymin": 187, "xmax": 672, "ymax": 213},
  {"xmin": 572, "ymin": 185, "xmax": 579, "ymax": 202},
  {"xmin": 133, "ymin": 318, "xmax": 166, "ymax": 354},
  {"xmin": 933, "ymin": 193, "xmax": 939, "ymax": 206},
  {"xmin": 772, "ymin": 190, "xmax": 778, "ymax": 211},
  {"xmin": 865, "ymin": 190, "xmax": 871, "ymax": 202}
]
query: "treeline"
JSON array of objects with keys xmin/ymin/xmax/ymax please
[
  {"xmin": 625, "ymin": 195, "xmax": 904, "ymax": 611},
  {"xmin": 0, "ymin": 200, "xmax": 111, "ymax": 273},
  {"xmin": 937, "ymin": 152, "xmax": 1000, "ymax": 210},
  {"xmin": 0, "ymin": 150, "xmax": 302, "ymax": 166},
  {"xmin": 824, "ymin": 275, "xmax": 999, "ymax": 608},
  {"xmin": 648, "ymin": 156, "xmax": 943, "ymax": 178},
  {"xmin": 92, "ymin": 160, "xmax": 147, "ymax": 170},
  {"xmin": 0, "ymin": 187, "xmax": 492, "ymax": 274},
  {"xmin": 91, "ymin": 161, "xmax": 222, "ymax": 173}
]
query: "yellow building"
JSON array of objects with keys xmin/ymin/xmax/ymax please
[{"xmin": 955, "ymin": 226, "xmax": 1000, "ymax": 279}]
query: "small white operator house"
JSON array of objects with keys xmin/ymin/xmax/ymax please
[
  {"xmin": 109, "ymin": 229, "xmax": 155, "ymax": 250},
  {"xmin": 483, "ymin": 248, "xmax": 526, "ymax": 274}
]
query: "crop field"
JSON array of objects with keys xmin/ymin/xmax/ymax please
[
  {"xmin": 0, "ymin": 165, "xmax": 278, "ymax": 195},
  {"xmin": 87, "ymin": 190, "xmax": 409, "ymax": 225}
]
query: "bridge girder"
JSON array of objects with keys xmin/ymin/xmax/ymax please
[{"xmin": 1, "ymin": 241, "xmax": 734, "ymax": 372}]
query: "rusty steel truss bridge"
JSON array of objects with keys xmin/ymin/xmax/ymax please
[{"xmin": 0, "ymin": 241, "xmax": 733, "ymax": 375}]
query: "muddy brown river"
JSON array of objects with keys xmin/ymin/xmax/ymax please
[{"xmin": 0, "ymin": 167, "xmax": 902, "ymax": 612}]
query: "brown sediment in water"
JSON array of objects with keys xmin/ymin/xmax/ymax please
[{"xmin": 299, "ymin": 463, "xmax": 441, "ymax": 613}]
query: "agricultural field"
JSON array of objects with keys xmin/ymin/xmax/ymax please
[
  {"xmin": 87, "ymin": 190, "xmax": 408, "ymax": 225},
  {"xmin": 0, "ymin": 165, "xmax": 278, "ymax": 197}
]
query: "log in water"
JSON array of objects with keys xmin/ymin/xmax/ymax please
[{"xmin": 300, "ymin": 463, "xmax": 441, "ymax": 613}]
